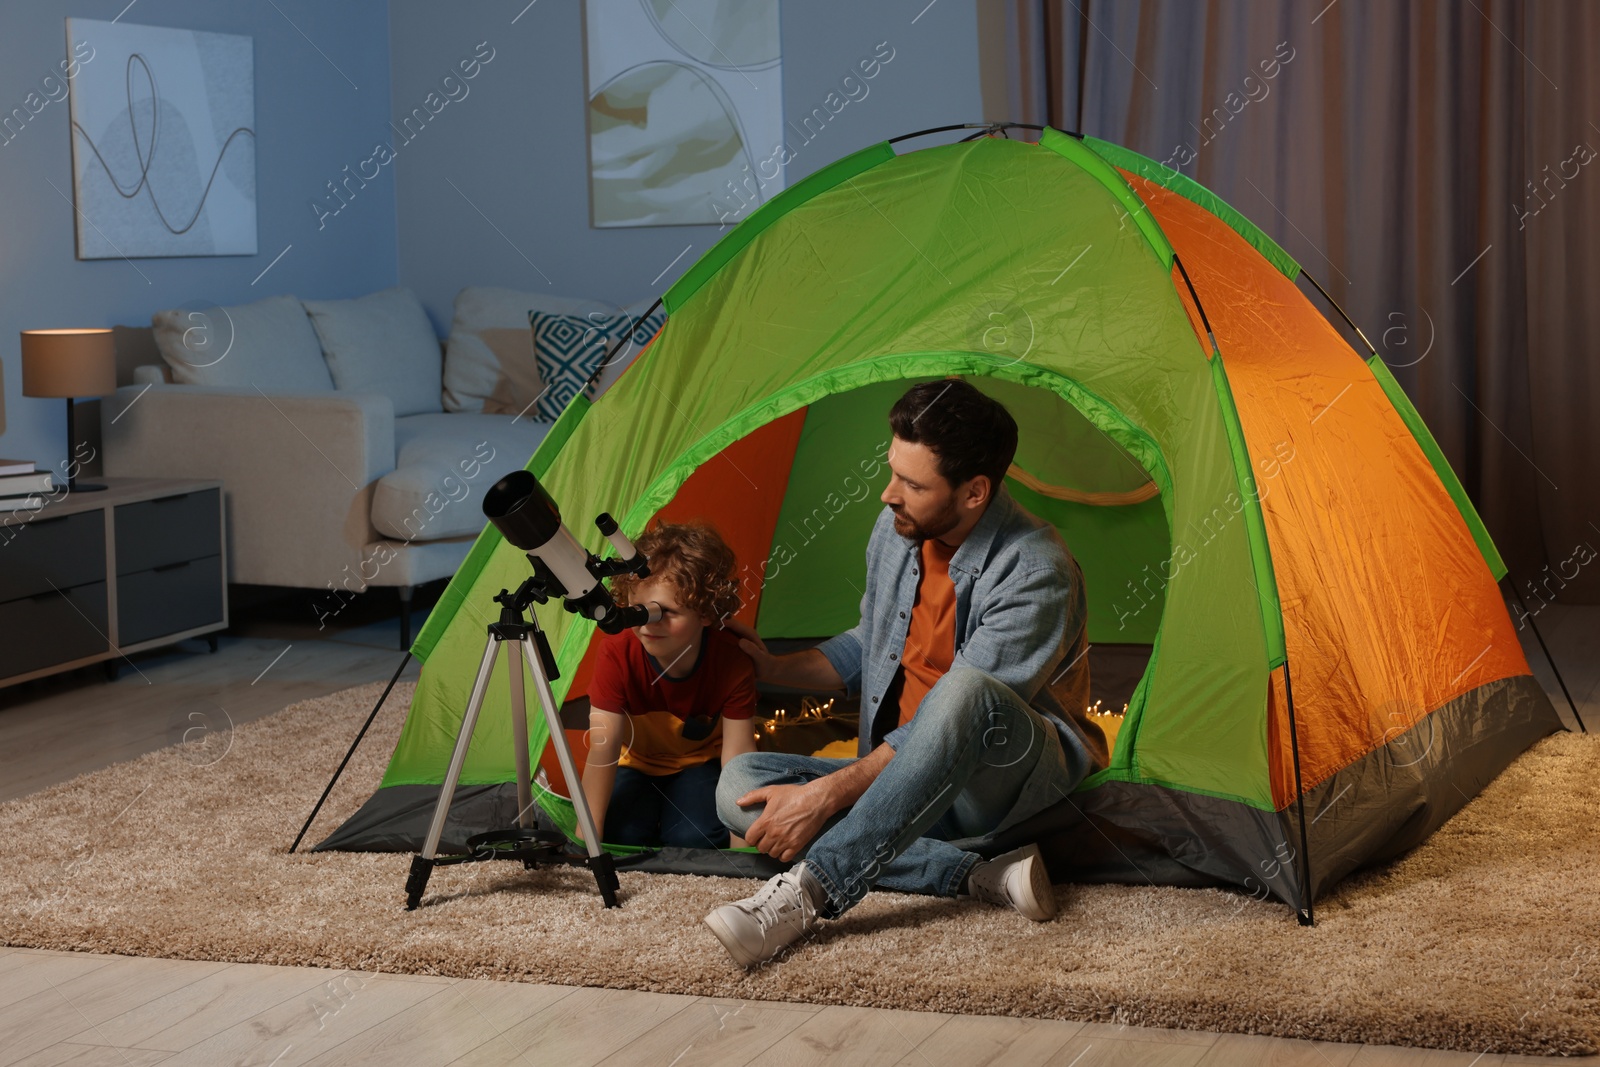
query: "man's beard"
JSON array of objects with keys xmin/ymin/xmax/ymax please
[{"xmin": 891, "ymin": 496, "xmax": 960, "ymax": 542}]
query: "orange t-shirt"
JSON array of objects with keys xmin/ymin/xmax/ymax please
[{"xmin": 891, "ymin": 536, "xmax": 959, "ymax": 726}]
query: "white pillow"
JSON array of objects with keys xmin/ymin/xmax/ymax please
[
  {"xmin": 152, "ymin": 294, "xmax": 334, "ymax": 391},
  {"xmin": 302, "ymin": 287, "xmax": 443, "ymax": 416},
  {"xmin": 441, "ymin": 286, "xmax": 621, "ymax": 416}
]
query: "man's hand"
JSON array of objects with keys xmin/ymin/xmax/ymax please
[
  {"xmin": 722, "ymin": 617, "xmax": 776, "ymax": 683},
  {"xmin": 738, "ymin": 781, "xmax": 834, "ymax": 862},
  {"xmin": 719, "ymin": 617, "xmax": 847, "ymax": 692}
]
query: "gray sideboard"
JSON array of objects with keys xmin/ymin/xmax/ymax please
[{"xmin": 0, "ymin": 476, "xmax": 228, "ymax": 688}]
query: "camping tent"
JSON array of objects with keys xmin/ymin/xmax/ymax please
[{"xmin": 319, "ymin": 126, "xmax": 1564, "ymax": 919}]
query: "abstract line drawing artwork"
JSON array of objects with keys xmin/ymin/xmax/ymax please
[
  {"xmin": 66, "ymin": 18, "xmax": 257, "ymax": 258},
  {"xmin": 584, "ymin": 0, "xmax": 782, "ymax": 227}
]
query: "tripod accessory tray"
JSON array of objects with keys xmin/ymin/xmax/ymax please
[{"xmin": 404, "ymin": 826, "xmax": 620, "ymax": 910}]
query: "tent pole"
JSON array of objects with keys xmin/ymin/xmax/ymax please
[
  {"xmin": 288, "ymin": 651, "xmax": 413, "ymax": 853},
  {"xmin": 1298, "ymin": 270, "xmax": 1378, "ymax": 356},
  {"xmin": 1506, "ymin": 579, "xmax": 1588, "ymax": 733},
  {"xmin": 1172, "ymin": 255, "xmax": 1219, "ymax": 351},
  {"xmin": 1283, "ymin": 660, "xmax": 1315, "ymax": 926},
  {"xmin": 887, "ymin": 122, "xmax": 1055, "ymax": 146},
  {"xmin": 582, "ymin": 297, "xmax": 666, "ymax": 399}
]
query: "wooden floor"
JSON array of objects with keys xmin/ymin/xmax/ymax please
[
  {"xmin": 1, "ymin": 944, "xmax": 1592, "ymax": 1066},
  {"xmin": 1, "ymin": 585, "xmax": 1595, "ymax": 1065}
]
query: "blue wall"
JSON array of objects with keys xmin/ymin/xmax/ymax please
[
  {"xmin": 0, "ymin": 0, "xmax": 396, "ymax": 476},
  {"xmin": 0, "ymin": 0, "xmax": 985, "ymax": 473},
  {"xmin": 387, "ymin": 0, "xmax": 986, "ymax": 329}
]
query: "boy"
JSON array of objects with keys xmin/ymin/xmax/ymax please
[{"xmin": 579, "ymin": 521, "xmax": 759, "ymax": 848}]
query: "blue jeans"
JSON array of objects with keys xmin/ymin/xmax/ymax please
[
  {"xmin": 606, "ymin": 759, "xmax": 729, "ymax": 849},
  {"xmin": 717, "ymin": 665, "xmax": 1091, "ymax": 919}
]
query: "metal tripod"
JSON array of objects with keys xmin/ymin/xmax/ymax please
[{"xmin": 403, "ymin": 576, "xmax": 619, "ymax": 910}]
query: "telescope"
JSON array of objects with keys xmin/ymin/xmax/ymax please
[
  {"xmin": 403, "ymin": 470, "xmax": 658, "ymax": 911},
  {"xmin": 482, "ymin": 470, "xmax": 662, "ymax": 633}
]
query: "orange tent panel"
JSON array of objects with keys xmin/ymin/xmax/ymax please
[
  {"xmin": 558, "ymin": 406, "xmax": 808, "ymax": 704},
  {"xmin": 1125, "ymin": 174, "xmax": 1530, "ymax": 802}
]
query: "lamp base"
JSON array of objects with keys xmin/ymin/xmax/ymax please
[{"xmin": 61, "ymin": 398, "xmax": 107, "ymax": 494}]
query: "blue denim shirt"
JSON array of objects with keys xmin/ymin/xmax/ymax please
[{"xmin": 815, "ymin": 485, "xmax": 1105, "ymax": 780}]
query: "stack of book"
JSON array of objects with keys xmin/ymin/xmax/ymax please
[{"xmin": 0, "ymin": 459, "xmax": 54, "ymax": 511}]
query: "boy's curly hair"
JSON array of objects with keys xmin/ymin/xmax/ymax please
[{"xmin": 608, "ymin": 521, "xmax": 742, "ymax": 625}]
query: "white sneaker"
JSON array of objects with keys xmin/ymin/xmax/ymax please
[
  {"xmin": 964, "ymin": 843, "xmax": 1057, "ymax": 921},
  {"xmin": 703, "ymin": 863, "xmax": 826, "ymax": 967}
]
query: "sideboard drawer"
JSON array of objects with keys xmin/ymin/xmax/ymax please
[
  {"xmin": 117, "ymin": 555, "xmax": 224, "ymax": 646},
  {"xmin": 0, "ymin": 581, "xmax": 108, "ymax": 677},
  {"xmin": 115, "ymin": 489, "xmax": 221, "ymax": 575},
  {"xmin": 0, "ymin": 510, "xmax": 106, "ymax": 602}
]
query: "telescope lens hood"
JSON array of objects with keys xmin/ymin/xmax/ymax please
[{"xmin": 483, "ymin": 470, "xmax": 563, "ymax": 551}]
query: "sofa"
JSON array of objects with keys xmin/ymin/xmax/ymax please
[{"xmin": 101, "ymin": 286, "xmax": 659, "ymax": 646}]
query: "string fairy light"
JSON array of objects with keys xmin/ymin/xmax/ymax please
[{"xmin": 760, "ymin": 695, "xmax": 848, "ymax": 735}]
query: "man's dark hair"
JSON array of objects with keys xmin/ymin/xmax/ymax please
[{"xmin": 888, "ymin": 378, "xmax": 1018, "ymax": 493}]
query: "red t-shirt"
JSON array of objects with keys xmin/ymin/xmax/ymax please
[{"xmin": 588, "ymin": 624, "xmax": 757, "ymax": 775}]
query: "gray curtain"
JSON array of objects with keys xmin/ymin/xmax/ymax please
[{"xmin": 990, "ymin": 0, "xmax": 1600, "ymax": 603}]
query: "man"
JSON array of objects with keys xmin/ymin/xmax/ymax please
[{"xmin": 706, "ymin": 378, "xmax": 1104, "ymax": 968}]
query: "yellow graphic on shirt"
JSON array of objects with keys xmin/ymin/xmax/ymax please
[{"xmin": 619, "ymin": 709, "xmax": 725, "ymax": 776}]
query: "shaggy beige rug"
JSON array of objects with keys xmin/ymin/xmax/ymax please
[{"xmin": 2, "ymin": 681, "xmax": 1597, "ymax": 1056}]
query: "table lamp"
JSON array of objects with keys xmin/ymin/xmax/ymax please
[{"xmin": 21, "ymin": 328, "xmax": 117, "ymax": 492}]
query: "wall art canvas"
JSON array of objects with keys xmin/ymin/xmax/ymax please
[
  {"xmin": 584, "ymin": 0, "xmax": 782, "ymax": 227},
  {"xmin": 66, "ymin": 17, "xmax": 257, "ymax": 258}
]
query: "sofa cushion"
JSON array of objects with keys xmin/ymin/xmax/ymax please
[
  {"xmin": 530, "ymin": 303, "xmax": 666, "ymax": 422},
  {"xmin": 442, "ymin": 287, "xmax": 617, "ymax": 416},
  {"xmin": 370, "ymin": 412, "xmax": 551, "ymax": 541},
  {"xmin": 151, "ymin": 294, "xmax": 335, "ymax": 391},
  {"xmin": 303, "ymin": 287, "xmax": 443, "ymax": 416}
]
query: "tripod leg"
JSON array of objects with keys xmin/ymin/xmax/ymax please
[
  {"xmin": 507, "ymin": 640, "xmax": 535, "ymax": 828},
  {"xmin": 520, "ymin": 636, "xmax": 605, "ymax": 854},
  {"xmin": 406, "ymin": 637, "xmax": 501, "ymax": 910},
  {"xmin": 520, "ymin": 636, "xmax": 619, "ymax": 908},
  {"xmin": 591, "ymin": 851, "xmax": 619, "ymax": 908}
]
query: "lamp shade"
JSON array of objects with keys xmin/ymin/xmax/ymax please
[{"xmin": 20, "ymin": 328, "xmax": 117, "ymax": 398}]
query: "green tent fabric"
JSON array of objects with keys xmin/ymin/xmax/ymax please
[
  {"xmin": 317, "ymin": 128, "xmax": 1561, "ymax": 918},
  {"xmin": 396, "ymin": 133, "xmax": 1269, "ymax": 796}
]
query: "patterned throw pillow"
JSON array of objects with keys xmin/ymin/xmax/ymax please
[{"xmin": 529, "ymin": 306, "xmax": 665, "ymax": 422}]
